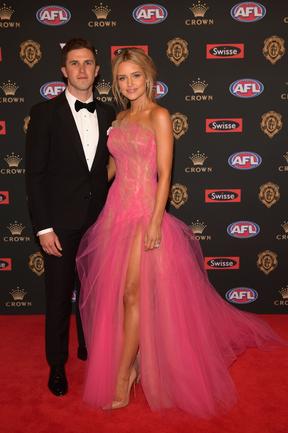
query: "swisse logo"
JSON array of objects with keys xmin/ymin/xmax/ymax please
[
  {"xmin": 226, "ymin": 288, "xmax": 258, "ymax": 304},
  {"xmin": 133, "ymin": 3, "xmax": 168, "ymax": 24},
  {"xmin": 36, "ymin": 5, "xmax": 71, "ymax": 26},
  {"xmin": 227, "ymin": 221, "xmax": 260, "ymax": 239},
  {"xmin": 0, "ymin": 258, "xmax": 12, "ymax": 271},
  {"xmin": 154, "ymin": 81, "xmax": 168, "ymax": 99},
  {"xmin": 0, "ymin": 191, "xmax": 9, "ymax": 204},
  {"xmin": 205, "ymin": 257, "xmax": 240, "ymax": 270},
  {"xmin": 228, "ymin": 151, "xmax": 262, "ymax": 170},
  {"xmin": 0, "ymin": 120, "xmax": 6, "ymax": 135},
  {"xmin": 206, "ymin": 43, "xmax": 244, "ymax": 59},
  {"xmin": 205, "ymin": 189, "xmax": 241, "ymax": 203},
  {"xmin": 231, "ymin": 2, "xmax": 266, "ymax": 22},
  {"xmin": 206, "ymin": 118, "xmax": 243, "ymax": 133},
  {"xmin": 229, "ymin": 79, "xmax": 264, "ymax": 98},
  {"xmin": 40, "ymin": 82, "xmax": 66, "ymax": 100}
]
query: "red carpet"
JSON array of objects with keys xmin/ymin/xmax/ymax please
[{"xmin": 0, "ymin": 315, "xmax": 287, "ymax": 433}]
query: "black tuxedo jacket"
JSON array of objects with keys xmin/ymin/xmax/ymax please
[{"xmin": 25, "ymin": 92, "xmax": 115, "ymax": 233}]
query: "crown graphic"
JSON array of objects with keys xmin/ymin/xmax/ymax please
[
  {"xmin": 279, "ymin": 286, "xmax": 288, "ymax": 299},
  {"xmin": 0, "ymin": 80, "xmax": 19, "ymax": 96},
  {"xmin": 92, "ymin": 3, "xmax": 111, "ymax": 19},
  {"xmin": 7, "ymin": 221, "xmax": 25, "ymax": 236},
  {"xmin": 190, "ymin": 220, "xmax": 207, "ymax": 234},
  {"xmin": 189, "ymin": 150, "xmax": 208, "ymax": 166},
  {"xmin": 10, "ymin": 287, "xmax": 27, "ymax": 301},
  {"xmin": 283, "ymin": 152, "xmax": 288, "ymax": 163},
  {"xmin": 0, "ymin": 3, "xmax": 14, "ymax": 20},
  {"xmin": 189, "ymin": 1, "xmax": 209, "ymax": 17},
  {"xmin": 4, "ymin": 152, "xmax": 22, "ymax": 168},
  {"xmin": 281, "ymin": 221, "xmax": 288, "ymax": 234},
  {"xmin": 95, "ymin": 79, "xmax": 111, "ymax": 95},
  {"xmin": 189, "ymin": 78, "xmax": 208, "ymax": 94}
]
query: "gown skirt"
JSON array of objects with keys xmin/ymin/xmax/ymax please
[{"xmin": 76, "ymin": 122, "xmax": 283, "ymax": 417}]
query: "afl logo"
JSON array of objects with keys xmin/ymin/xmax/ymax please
[
  {"xmin": 133, "ymin": 4, "xmax": 168, "ymax": 24},
  {"xmin": 229, "ymin": 79, "xmax": 264, "ymax": 98},
  {"xmin": 227, "ymin": 221, "xmax": 260, "ymax": 239},
  {"xmin": 226, "ymin": 288, "xmax": 258, "ymax": 304},
  {"xmin": 228, "ymin": 151, "xmax": 262, "ymax": 170},
  {"xmin": 231, "ymin": 2, "xmax": 266, "ymax": 23},
  {"xmin": 40, "ymin": 82, "xmax": 66, "ymax": 100},
  {"xmin": 154, "ymin": 81, "xmax": 168, "ymax": 99},
  {"xmin": 36, "ymin": 5, "xmax": 71, "ymax": 26}
]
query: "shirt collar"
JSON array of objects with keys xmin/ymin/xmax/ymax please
[{"xmin": 65, "ymin": 88, "xmax": 94, "ymax": 106}]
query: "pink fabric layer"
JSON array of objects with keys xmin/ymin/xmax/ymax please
[{"xmin": 76, "ymin": 122, "xmax": 283, "ymax": 417}]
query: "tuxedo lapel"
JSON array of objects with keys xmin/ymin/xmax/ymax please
[{"xmin": 90, "ymin": 102, "xmax": 107, "ymax": 172}]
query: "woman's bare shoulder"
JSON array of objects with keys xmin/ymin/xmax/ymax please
[{"xmin": 150, "ymin": 105, "xmax": 172, "ymax": 130}]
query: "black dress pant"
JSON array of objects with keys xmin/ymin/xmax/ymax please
[{"xmin": 44, "ymin": 226, "xmax": 89, "ymax": 367}]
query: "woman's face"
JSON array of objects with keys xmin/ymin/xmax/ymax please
[{"xmin": 116, "ymin": 61, "xmax": 147, "ymax": 102}]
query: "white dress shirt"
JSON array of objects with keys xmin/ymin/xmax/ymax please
[{"xmin": 37, "ymin": 89, "xmax": 99, "ymax": 236}]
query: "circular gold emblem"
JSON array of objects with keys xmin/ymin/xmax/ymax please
[
  {"xmin": 258, "ymin": 182, "xmax": 280, "ymax": 208},
  {"xmin": 171, "ymin": 112, "xmax": 188, "ymax": 140},
  {"xmin": 167, "ymin": 37, "xmax": 189, "ymax": 66},
  {"xmin": 170, "ymin": 183, "xmax": 188, "ymax": 209},
  {"xmin": 20, "ymin": 40, "xmax": 42, "ymax": 68},
  {"xmin": 23, "ymin": 116, "xmax": 30, "ymax": 134},
  {"xmin": 263, "ymin": 36, "xmax": 285, "ymax": 65},
  {"xmin": 29, "ymin": 251, "xmax": 44, "ymax": 276},
  {"xmin": 260, "ymin": 111, "xmax": 282, "ymax": 138},
  {"xmin": 257, "ymin": 250, "xmax": 278, "ymax": 275}
]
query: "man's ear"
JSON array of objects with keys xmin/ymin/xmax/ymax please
[
  {"xmin": 61, "ymin": 66, "xmax": 67, "ymax": 78},
  {"xmin": 95, "ymin": 65, "xmax": 100, "ymax": 77}
]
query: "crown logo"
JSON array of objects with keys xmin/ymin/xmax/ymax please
[
  {"xmin": 10, "ymin": 287, "xmax": 27, "ymax": 301},
  {"xmin": 190, "ymin": 1, "xmax": 209, "ymax": 17},
  {"xmin": 189, "ymin": 78, "xmax": 208, "ymax": 94},
  {"xmin": 189, "ymin": 151, "xmax": 208, "ymax": 166},
  {"xmin": 95, "ymin": 79, "xmax": 111, "ymax": 95},
  {"xmin": 0, "ymin": 3, "xmax": 14, "ymax": 20},
  {"xmin": 92, "ymin": 3, "xmax": 111, "ymax": 19},
  {"xmin": 281, "ymin": 221, "xmax": 288, "ymax": 234},
  {"xmin": 7, "ymin": 221, "xmax": 25, "ymax": 236},
  {"xmin": 4, "ymin": 152, "xmax": 22, "ymax": 168},
  {"xmin": 0, "ymin": 80, "xmax": 19, "ymax": 96},
  {"xmin": 283, "ymin": 152, "xmax": 288, "ymax": 163},
  {"xmin": 190, "ymin": 220, "xmax": 207, "ymax": 234},
  {"xmin": 279, "ymin": 286, "xmax": 288, "ymax": 299}
]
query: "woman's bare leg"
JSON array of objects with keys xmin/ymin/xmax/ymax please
[{"xmin": 114, "ymin": 230, "xmax": 141, "ymax": 402}]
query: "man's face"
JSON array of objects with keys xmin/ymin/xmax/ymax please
[{"xmin": 61, "ymin": 48, "xmax": 99, "ymax": 95}]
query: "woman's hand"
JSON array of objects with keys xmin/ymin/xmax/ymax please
[{"xmin": 144, "ymin": 221, "xmax": 161, "ymax": 251}]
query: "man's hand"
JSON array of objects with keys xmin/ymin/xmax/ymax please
[{"xmin": 39, "ymin": 232, "xmax": 63, "ymax": 257}]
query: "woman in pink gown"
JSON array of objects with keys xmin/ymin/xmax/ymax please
[{"xmin": 76, "ymin": 48, "xmax": 283, "ymax": 417}]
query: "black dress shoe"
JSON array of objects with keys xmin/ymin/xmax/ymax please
[
  {"xmin": 48, "ymin": 365, "xmax": 68, "ymax": 396},
  {"xmin": 77, "ymin": 346, "xmax": 88, "ymax": 361}
]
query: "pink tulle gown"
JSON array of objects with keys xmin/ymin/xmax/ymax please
[{"xmin": 76, "ymin": 121, "xmax": 282, "ymax": 417}]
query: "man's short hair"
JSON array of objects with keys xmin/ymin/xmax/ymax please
[{"xmin": 61, "ymin": 38, "xmax": 97, "ymax": 66}]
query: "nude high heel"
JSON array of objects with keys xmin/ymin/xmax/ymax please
[{"xmin": 111, "ymin": 367, "xmax": 138, "ymax": 409}]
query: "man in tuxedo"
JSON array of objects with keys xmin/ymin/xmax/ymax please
[{"xmin": 26, "ymin": 38, "xmax": 115, "ymax": 396}]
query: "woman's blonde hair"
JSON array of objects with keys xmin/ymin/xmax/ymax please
[{"xmin": 111, "ymin": 48, "xmax": 157, "ymax": 108}]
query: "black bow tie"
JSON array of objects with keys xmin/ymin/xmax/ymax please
[{"xmin": 75, "ymin": 99, "xmax": 96, "ymax": 113}]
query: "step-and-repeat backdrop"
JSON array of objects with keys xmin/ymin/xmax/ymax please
[{"xmin": 0, "ymin": 1, "xmax": 287, "ymax": 314}]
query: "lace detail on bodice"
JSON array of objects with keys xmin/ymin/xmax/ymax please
[{"xmin": 106, "ymin": 121, "xmax": 158, "ymax": 220}]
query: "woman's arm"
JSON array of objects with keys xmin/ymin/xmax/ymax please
[
  {"xmin": 107, "ymin": 155, "xmax": 116, "ymax": 181},
  {"xmin": 144, "ymin": 107, "xmax": 174, "ymax": 250}
]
